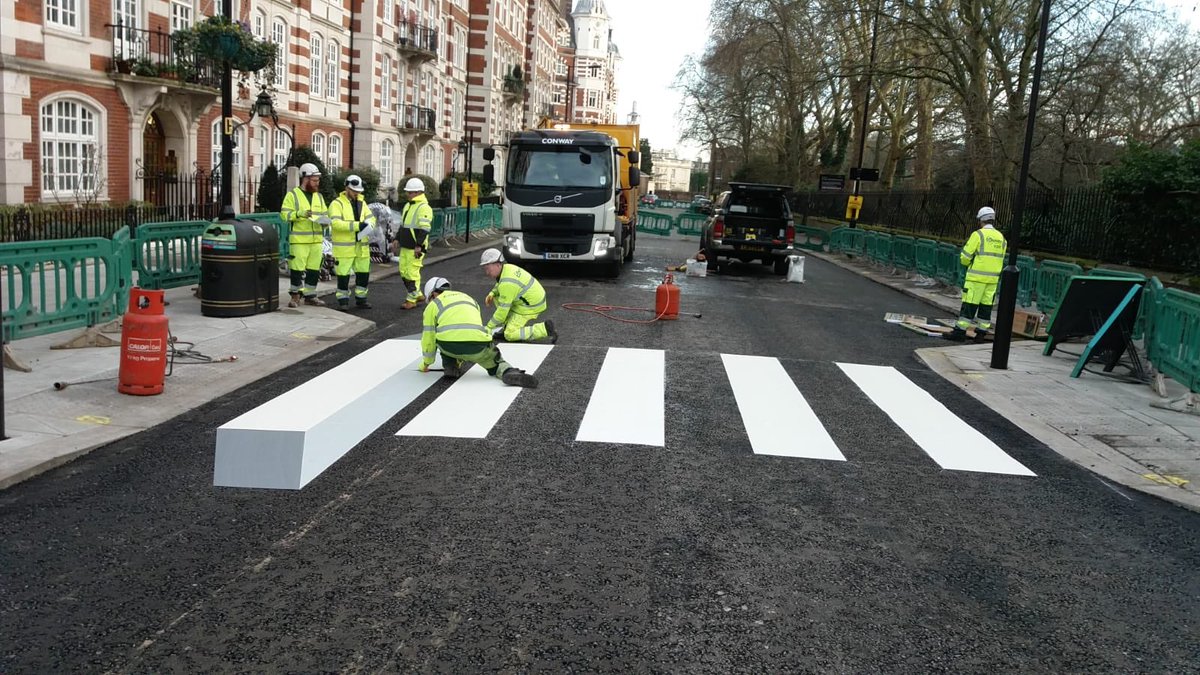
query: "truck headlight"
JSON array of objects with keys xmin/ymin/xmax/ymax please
[
  {"xmin": 504, "ymin": 235, "xmax": 521, "ymax": 255},
  {"xmin": 592, "ymin": 237, "xmax": 613, "ymax": 257}
]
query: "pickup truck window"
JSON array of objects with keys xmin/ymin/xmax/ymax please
[
  {"xmin": 508, "ymin": 145, "xmax": 613, "ymax": 189},
  {"xmin": 728, "ymin": 191, "xmax": 787, "ymax": 218}
]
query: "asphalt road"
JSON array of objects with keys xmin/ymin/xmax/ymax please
[{"xmin": 2, "ymin": 236, "xmax": 1198, "ymax": 672}]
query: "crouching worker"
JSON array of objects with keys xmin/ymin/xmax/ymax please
[
  {"xmin": 479, "ymin": 249, "xmax": 558, "ymax": 343},
  {"xmin": 419, "ymin": 276, "xmax": 538, "ymax": 388}
]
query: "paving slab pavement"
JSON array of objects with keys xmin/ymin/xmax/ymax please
[
  {"xmin": 810, "ymin": 250, "xmax": 1200, "ymax": 511},
  {"xmin": 0, "ymin": 234, "xmax": 501, "ymax": 490}
]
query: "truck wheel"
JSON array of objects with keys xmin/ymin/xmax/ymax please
[
  {"xmin": 773, "ymin": 256, "xmax": 789, "ymax": 276},
  {"xmin": 706, "ymin": 251, "xmax": 720, "ymax": 274},
  {"xmin": 625, "ymin": 232, "xmax": 636, "ymax": 261}
]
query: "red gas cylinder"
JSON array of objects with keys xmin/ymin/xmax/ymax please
[
  {"xmin": 119, "ymin": 288, "xmax": 169, "ymax": 396},
  {"xmin": 655, "ymin": 274, "xmax": 680, "ymax": 321}
]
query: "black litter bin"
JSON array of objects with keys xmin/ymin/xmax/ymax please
[{"xmin": 200, "ymin": 218, "xmax": 280, "ymax": 317}]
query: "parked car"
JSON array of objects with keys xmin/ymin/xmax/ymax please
[
  {"xmin": 640, "ymin": 193, "xmax": 659, "ymax": 206},
  {"xmin": 691, "ymin": 196, "xmax": 713, "ymax": 215},
  {"xmin": 700, "ymin": 183, "xmax": 796, "ymax": 275}
]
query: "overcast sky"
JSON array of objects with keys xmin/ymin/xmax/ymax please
[{"xmin": 603, "ymin": 0, "xmax": 714, "ymax": 162}]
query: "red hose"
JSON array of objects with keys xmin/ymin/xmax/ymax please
[{"xmin": 561, "ymin": 302, "xmax": 670, "ymax": 324}]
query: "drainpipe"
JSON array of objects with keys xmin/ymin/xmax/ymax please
[{"xmin": 347, "ymin": 1, "xmax": 358, "ymax": 166}]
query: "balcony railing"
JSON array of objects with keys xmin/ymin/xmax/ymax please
[
  {"xmin": 397, "ymin": 20, "xmax": 438, "ymax": 61},
  {"xmin": 107, "ymin": 22, "xmax": 220, "ymax": 89},
  {"xmin": 396, "ymin": 104, "xmax": 436, "ymax": 134}
]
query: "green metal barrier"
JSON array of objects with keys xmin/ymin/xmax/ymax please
[
  {"xmin": 1088, "ymin": 267, "xmax": 1146, "ymax": 281},
  {"xmin": 794, "ymin": 226, "xmax": 827, "ymax": 252},
  {"xmin": 891, "ymin": 235, "xmax": 915, "ymax": 270},
  {"xmin": 0, "ymin": 228, "xmax": 133, "ymax": 342},
  {"xmin": 675, "ymin": 213, "xmax": 706, "ymax": 236},
  {"xmin": 935, "ymin": 242, "xmax": 960, "ymax": 286},
  {"xmin": 829, "ymin": 227, "xmax": 847, "ymax": 253},
  {"xmin": 1144, "ymin": 279, "xmax": 1200, "ymax": 393},
  {"xmin": 847, "ymin": 228, "xmax": 865, "ymax": 256},
  {"xmin": 134, "ymin": 220, "xmax": 207, "ymax": 290},
  {"xmin": 914, "ymin": 239, "xmax": 937, "ymax": 277},
  {"xmin": 874, "ymin": 233, "xmax": 894, "ymax": 266},
  {"xmin": 237, "ymin": 212, "xmax": 289, "ymax": 261},
  {"xmin": 863, "ymin": 231, "xmax": 877, "ymax": 261},
  {"xmin": 1035, "ymin": 260, "xmax": 1084, "ymax": 317},
  {"xmin": 1014, "ymin": 255, "xmax": 1037, "ymax": 307},
  {"xmin": 637, "ymin": 212, "xmax": 675, "ymax": 236}
]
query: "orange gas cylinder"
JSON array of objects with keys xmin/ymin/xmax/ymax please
[
  {"xmin": 655, "ymin": 274, "xmax": 680, "ymax": 321},
  {"xmin": 119, "ymin": 288, "xmax": 169, "ymax": 396}
]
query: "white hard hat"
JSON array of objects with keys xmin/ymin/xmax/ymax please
[
  {"xmin": 976, "ymin": 206, "xmax": 996, "ymax": 221},
  {"xmin": 424, "ymin": 276, "xmax": 450, "ymax": 299},
  {"xmin": 345, "ymin": 174, "xmax": 365, "ymax": 192},
  {"xmin": 479, "ymin": 249, "xmax": 503, "ymax": 266},
  {"xmin": 404, "ymin": 177, "xmax": 425, "ymax": 192},
  {"xmin": 299, "ymin": 163, "xmax": 320, "ymax": 178}
]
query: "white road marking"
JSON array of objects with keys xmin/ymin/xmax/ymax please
[
  {"xmin": 721, "ymin": 353, "xmax": 845, "ymax": 460},
  {"xmin": 576, "ymin": 348, "xmax": 665, "ymax": 446},
  {"xmin": 837, "ymin": 363, "xmax": 1036, "ymax": 476},
  {"xmin": 397, "ymin": 343, "xmax": 554, "ymax": 439}
]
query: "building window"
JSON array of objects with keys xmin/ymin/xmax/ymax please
[
  {"xmin": 274, "ymin": 128, "xmax": 289, "ymax": 168},
  {"xmin": 421, "ymin": 145, "xmax": 435, "ymax": 176},
  {"xmin": 592, "ymin": 33, "xmax": 599, "ymax": 49},
  {"xmin": 452, "ymin": 89, "xmax": 463, "ymax": 130},
  {"xmin": 380, "ymin": 140, "xmax": 394, "ymax": 186},
  {"xmin": 309, "ymin": 35, "xmax": 323, "ymax": 97},
  {"xmin": 587, "ymin": 90, "xmax": 598, "ymax": 108},
  {"xmin": 170, "ymin": 0, "xmax": 192, "ymax": 32},
  {"xmin": 45, "ymin": 0, "xmax": 81, "ymax": 31},
  {"xmin": 312, "ymin": 132, "xmax": 325, "ymax": 161},
  {"xmin": 454, "ymin": 27, "xmax": 467, "ymax": 70},
  {"xmin": 40, "ymin": 99, "xmax": 99, "ymax": 197},
  {"xmin": 381, "ymin": 57, "xmax": 392, "ymax": 109},
  {"xmin": 326, "ymin": 40, "xmax": 340, "ymax": 101},
  {"xmin": 211, "ymin": 120, "xmax": 245, "ymax": 176},
  {"xmin": 272, "ymin": 19, "xmax": 287, "ymax": 88},
  {"xmin": 256, "ymin": 124, "xmax": 267, "ymax": 171},
  {"xmin": 253, "ymin": 9, "xmax": 265, "ymax": 38},
  {"xmin": 328, "ymin": 134, "xmax": 342, "ymax": 170}
]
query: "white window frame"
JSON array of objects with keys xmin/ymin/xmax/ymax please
[
  {"xmin": 311, "ymin": 132, "xmax": 325, "ymax": 161},
  {"xmin": 327, "ymin": 133, "xmax": 342, "ymax": 171},
  {"xmin": 211, "ymin": 119, "xmax": 246, "ymax": 176},
  {"xmin": 273, "ymin": 128, "xmax": 289, "ymax": 168},
  {"xmin": 255, "ymin": 123, "xmax": 267, "ymax": 172},
  {"xmin": 272, "ymin": 18, "xmax": 288, "ymax": 89},
  {"xmin": 380, "ymin": 140, "xmax": 394, "ymax": 186},
  {"xmin": 421, "ymin": 145, "xmax": 435, "ymax": 176},
  {"xmin": 381, "ymin": 57, "xmax": 392, "ymax": 110},
  {"xmin": 46, "ymin": 0, "xmax": 82, "ymax": 32},
  {"xmin": 309, "ymin": 34, "xmax": 323, "ymax": 97},
  {"xmin": 253, "ymin": 9, "xmax": 265, "ymax": 39},
  {"xmin": 39, "ymin": 97, "xmax": 103, "ymax": 199},
  {"xmin": 454, "ymin": 27, "xmax": 467, "ymax": 70},
  {"xmin": 587, "ymin": 90, "xmax": 598, "ymax": 108},
  {"xmin": 170, "ymin": 0, "xmax": 193, "ymax": 32},
  {"xmin": 326, "ymin": 40, "xmax": 340, "ymax": 102}
]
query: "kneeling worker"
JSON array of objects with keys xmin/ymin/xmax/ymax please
[
  {"xmin": 479, "ymin": 249, "xmax": 558, "ymax": 343},
  {"xmin": 419, "ymin": 276, "xmax": 538, "ymax": 388}
]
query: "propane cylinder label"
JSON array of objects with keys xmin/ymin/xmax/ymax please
[{"xmin": 126, "ymin": 337, "xmax": 163, "ymax": 362}]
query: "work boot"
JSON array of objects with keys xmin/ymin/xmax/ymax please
[
  {"xmin": 337, "ymin": 298, "xmax": 350, "ymax": 311},
  {"xmin": 942, "ymin": 328, "xmax": 968, "ymax": 342},
  {"xmin": 544, "ymin": 319, "xmax": 558, "ymax": 345},
  {"xmin": 501, "ymin": 368, "xmax": 538, "ymax": 388},
  {"xmin": 287, "ymin": 292, "xmax": 300, "ymax": 308},
  {"xmin": 304, "ymin": 295, "xmax": 324, "ymax": 307},
  {"xmin": 401, "ymin": 300, "xmax": 418, "ymax": 310},
  {"xmin": 973, "ymin": 329, "xmax": 989, "ymax": 343},
  {"xmin": 356, "ymin": 299, "xmax": 373, "ymax": 310},
  {"xmin": 442, "ymin": 360, "xmax": 465, "ymax": 379},
  {"xmin": 492, "ymin": 330, "xmax": 507, "ymax": 343}
]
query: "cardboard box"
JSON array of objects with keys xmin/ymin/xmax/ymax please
[{"xmin": 1013, "ymin": 309, "xmax": 1048, "ymax": 338}]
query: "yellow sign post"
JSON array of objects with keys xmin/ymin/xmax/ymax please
[
  {"xmin": 462, "ymin": 181, "xmax": 479, "ymax": 208},
  {"xmin": 845, "ymin": 194, "xmax": 864, "ymax": 220}
]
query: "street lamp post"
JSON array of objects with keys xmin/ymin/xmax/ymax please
[
  {"xmin": 848, "ymin": 0, "xmax": 882, "ymax": 230},
  {"xmin": 461, "ymin": 130, "xmax": 475, "ymax": 243},
  {"xmin": 218, "ymin": 0, "xmax": 236, "ymax": 220},
  {"xmin": 991, "ymin": 0, "xmax": 1053, "ymax": 370}
]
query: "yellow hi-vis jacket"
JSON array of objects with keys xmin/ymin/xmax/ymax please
[
  {"xmin": 960, "ymin": 225, "xmax": 1007, "ymax": 284},
  {"xmin": 398, "ymin": 193, "xmax": 433, "ymax": 248},
  {"xmin": 421, "ymin": 290, "xmax": 492, "ymax": 365},
  {"xmin": 327, "ymin": 191, "xmax": 376, "ymax": 253},
  {"xmin": 486, "ymin": 263, "xmax": 547, "ymax": 330},
  {"xmin": 280, "ymin": 187, "xmax": 328, "ymax": 245}
]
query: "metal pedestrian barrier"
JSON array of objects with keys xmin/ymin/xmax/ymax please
[
  {"xmin": 1035, "ymin": 260, "xmax": 1084, "ymax": 317},
  {"xmin": 914, "ymin": 239, "xmax": 938, "ymax": 277},
  {"xmin": 794, "ymin": 226, "xmax": 827, "ymax": 252},
  {"xmin": 134, "ymin": 220, "xmax": 208, "ymax": 290},
  {"xmin": 636, "ymin": 212, "xmax": 675, "ymax": 236},
  {"xmin": 935, "ymin": 242, "xmax": 960, "ymax": 287},
  {"xmin": 891, "ymin": 235, "xmax": 916, "ymax": 271},
  {"xmin": 675, "ymin": 213, "xmax": 706, "ymax": 236},
  {"xmin": 1144, "ymin": 278, "xmax": 1200, "ymax": 393}
]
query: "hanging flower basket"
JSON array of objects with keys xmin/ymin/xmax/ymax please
[{"xmin": 173, "ymin": 16, "xmax": 277, "ymax": 74}]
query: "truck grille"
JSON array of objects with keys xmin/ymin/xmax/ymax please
[{"xmin": 519, "ymin": 213, "xmax": 596, "ymax": 255}]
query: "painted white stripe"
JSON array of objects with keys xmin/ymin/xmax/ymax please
[
  {"xmin": 721, "ymin": 354, "xmax": 845, "ymax": 460},
  {"xmin": 576, "ymin": 348, "xmax": 665, "ymax": 446},
  {"xmin": 837, "ymin": 363, "xmax": 1035, "ymax": 476},
  {"xmin": 215, "ymin": 339, "xmax": 441, "ymax": 489},
  {"xmin": 397, "ymin": 343, "xmax": 554, "ymax": 438}
]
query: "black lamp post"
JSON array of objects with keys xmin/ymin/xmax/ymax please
[
  {"xmin": 460, "ymin": 131, "xmax": 475, "ymax": 242},
  {"xmin": 217, "ymin": 0, "xmax": 236, "ymax": 220},
  {"xmin": 991, "ymin": 0, "xmax": 1053, "ymax": 370},
  {"xmin": 847, "ymin": 0, "xmax": 882, "ymax": 230}
]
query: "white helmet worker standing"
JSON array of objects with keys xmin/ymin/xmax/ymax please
[
  {"xmin": 326, "ymin": 172, "xmax": 376, "ymax": 310},
  {"xmin": 398, "ymin": 176, "xmax": 434, "ymax": 309},
  {"xmin": 976, "ymin": 206, "xmax": 996, "ymax": 222},
  {"xmin": 279, "ymin": 162, "xmax": 330, "ymax": 307},
  {"xmin": 417, "ymin": 276, "xmax": 537, "ymax": 388},
  {"xmin": 946, "ymin": 205, "xmax": 1008, "ymax": 343}
]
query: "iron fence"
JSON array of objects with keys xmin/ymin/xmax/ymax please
[
  {"xmin": 397, "ymin": 20, "xmax": 438, "ymax": 54},
  {"xmin": 396, "ymin": 104, "xmax": 436, "ymax": 133},
  {"xmin": 792, "ymin": 187, "xmax": 1200, "ymax": 274},
  {"xmin": 107, "ymin": 22, "xmax": 221, "ymax": 89}
]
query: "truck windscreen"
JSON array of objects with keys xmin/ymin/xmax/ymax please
[{"xmin": 508, "ymin": 145, "xmax": 613, "ymax": 189}]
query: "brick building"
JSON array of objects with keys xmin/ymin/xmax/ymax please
[{"xmin": 0, "ymin": 0, "xmax": 622, "ymax": 208}]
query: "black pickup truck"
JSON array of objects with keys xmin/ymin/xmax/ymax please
[{"xmin": 700, "ymin": 183, "xmax": 797, "ymax": 275}]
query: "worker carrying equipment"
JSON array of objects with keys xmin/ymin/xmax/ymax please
[
  {"xmin": 945, "ymin": 205, "xmax": 1007, "ymax": 342},
  {"xmin": 279, "ymin": 162, "xmax": 329, "ymax": 307},
  {"xmin": 327, "ymin": 174, "xmax": 376, "ymax": 310},
  {"xmin": 419, "ymin": 276, "xmax": 538, "ymax": 387},
  {"xmin": 479, "ymin": 249, "xmax": 558, "ymax": 344},
  {"xmin": 398, "ymin": 177, "xmax": 433, "ymax": 309}
]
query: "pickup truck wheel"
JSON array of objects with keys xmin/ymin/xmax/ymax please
[
  {"xmin": 773, "ymin": 256, "xmax": 789, "ymax": 276},
  {"xmin": 706, "ymin": 251, "xmax": 720, "ymax": 274}
]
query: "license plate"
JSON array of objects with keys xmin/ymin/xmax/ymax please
[
  {"xmin": 738, "ymin": 245, "xmax": 766, "ymax": 252},
  {"xmin": 543, "ymin": 252, "xmax": 572, "ymax": 260}
]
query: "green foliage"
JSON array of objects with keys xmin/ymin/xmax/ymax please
[
  {"xmin": 440, "ymin": 172, "xmax": 497, "ymax": 204},
  {"xmin": 690, "ymin": 171, "xmax": 709, "ymax": 194},
  {"xmin": 172, "ymin": 16, "xmax": 277, "ymax": 73},
  {"xmin": 639, "ymin": 139, "xmax": 653, "ymax": 175},
  {"xmin": 286, "ymin": 146, "xmax": 336, "ymax": 202},
  {"xmin": 1102, "ymin": 139, "xmax": 1200, "ymax": 196},
  {"xmin": 331, "ymin": 166, "xmax": 382, "ymax": 203},
  {"xmin": 1102, "ymin": 139, "xmax": 1200, "ymax": 271},
  {"xmin": 256, "ymin": 164, "xmax": 286, "ymax": 212}
]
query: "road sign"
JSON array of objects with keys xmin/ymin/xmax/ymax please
[
  {"xmin": 849, "ymin": 167, "xmax": 880, "ymax": 182},
  {"xmin": 462, "ymin": 181, "xmax": 479, "ymax": 208},
  {"xmin": 819, "ymin": 174, "xmax": 846, "ymax": 192},
  {"xmin": 845, "ymin": 194, "xmax": 864, "ymax": 220}
]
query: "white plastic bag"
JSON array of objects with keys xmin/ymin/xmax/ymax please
[
  {"xmin": 786, "ymin": 255, "xmax": 805, "ymax": 283},
  {"xmin": 686, "ymin": 258, "xmax": 707, "ymax": 278}
]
